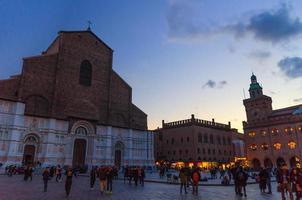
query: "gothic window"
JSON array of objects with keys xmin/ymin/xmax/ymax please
[
  {"xmin": 261, "ymin": 143, "xmax": 268, "ymax": 151},
  {"xmin": 79, "ymin": 60, "xmax": 92, "ymax": 86},
  {"xmin": 75, "ymin": 126, "xmax": 88, "ymax": 135},
  {"xmin": 250, "ymin": 144, "xmax": 257, "ymax": 151}
]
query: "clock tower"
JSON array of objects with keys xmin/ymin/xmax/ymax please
[{"xmin": 243, "ymin": 74, "xmax": 272, "ymax": 124}]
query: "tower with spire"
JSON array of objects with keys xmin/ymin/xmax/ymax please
[
  {"xmin": 243, "ymin": 74, "xmax": 272, "ymax": 124},
  {"xmin": 249, "ymin": 73, "xmax": 263, "ymax": 98}
]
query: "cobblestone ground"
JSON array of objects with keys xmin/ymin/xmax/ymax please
[{"xmin": 0, "ymin": 175, "xmax": 284, "ymax": 200}]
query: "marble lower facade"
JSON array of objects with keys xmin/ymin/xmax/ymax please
[{"xmin": 0, "ymin": 100, "xmax": 154, "ymax": 168}]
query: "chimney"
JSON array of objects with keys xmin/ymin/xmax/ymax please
[
  {"xmin": 162, "ymin": 120, "xmax": 165, "ymax": 127},
  {"xmin": 212, "ymin": 118, "xmax": 215, "ymax": 123},
  {"xmin": 191, "ymin": 114, "xmax": 195, "ymax": 119},
  {"xmin": 228, "ymin": 121, "xmax": 231, "ymax": 127}
]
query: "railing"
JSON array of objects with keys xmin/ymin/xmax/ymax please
[{"xmin": 162, "ymin": 117, "xmax": 231, "ymax": 130}]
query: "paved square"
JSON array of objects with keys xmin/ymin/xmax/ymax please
[{"xmin": 0, "ymin": 175, "xmax": 283, "ymax": 200}]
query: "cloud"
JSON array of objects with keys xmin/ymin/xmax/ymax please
[
  {"xmin": 202, "ymin": 80, "xmax": 227, "ymax": 89},
  {"xmin": 294, "ymin": 98, "xmax": 302, "ymax": 103},
  {"xmin": 248, "ymin": 50, "xmax": 271, "ymax": 61},
  {"xmin": 277, "ymin": 57, "xmax": 302, "ymax": 78},
  {"xmin": 167, "ymin": 3, "xmax": 302, "ymax": 43}
]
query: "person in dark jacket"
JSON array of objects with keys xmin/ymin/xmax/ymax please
[
  {"xmin": 133, "ymin": 167, "xmax": 139, "ymax": 186},
  {"xmin": 106, "ymin": 167, "xmax": 114, "ymax": 193},
  {"xmin": 258, "ymin": 167, "xmax": 268, "ymax": 193},
  {"xmin": 235, "ymin": 166, "xmax": 248, "ymax": 197},
  {"xmin": 90, "ymin": 167, "xmax": 97, "ymax": 190},
  {"xmin": 65, "ymin": 167, "xmax": 73, "ymax": 197},
  {"xmin": 42, "ymin": 168, "xmax": 50, "ymax": 192},
  {"xmin": 139, "ymin": 167, "xmax": 145, "ymax": 186}
]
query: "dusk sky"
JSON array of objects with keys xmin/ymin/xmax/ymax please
[{"xmin": 1, "ymin": 0, "xmax": 302, "ymax": 132}]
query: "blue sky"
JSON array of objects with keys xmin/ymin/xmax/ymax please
[{"xmin": 1, "ymin": 0, "xmax": 302, "ymax": 131}]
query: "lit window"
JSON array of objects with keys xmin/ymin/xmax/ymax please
[
  {"xmin": 285, "ymin": 127, "xmax": 294, "ymax": 134},
  {"xmin": 288, "ymin": 141, "xmax": 296, "ymax": 149},
  {"xmin": 250, "ymin": 144, "xmax": 257, "ymax": 151},
  {"xmin": 271, "ymin": 128, "xmax": 279, "ymax": 134},
  {"xmin": 298, "ymin": 126, "xmax": 302, "ymax": 131},
  {"xmin": 261, "ymin": 143, "xmax": 268, "ymax": 150},
  {"xmin": 248, "ymin": 132, "xmax": 256, "ymax": 137},
  {"xmin": 261, "ymin": 130, "xmax": 267, "ymax": 136},
  {"xmin": 273, "ymin": 142, "xmax": 281, "ymax": 150}
]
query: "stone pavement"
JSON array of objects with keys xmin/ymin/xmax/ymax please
[{"xmin": 0, "ymin": 175, "xmax": 284, "ymax": 200}]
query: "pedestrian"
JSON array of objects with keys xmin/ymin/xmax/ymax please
[
  {"xmin": 98, "ymin": 167, "xmax": 107, "ymax": 194},
  {"xmin": 291, "ymin": 167, "xmax": 302, "ymax": 200},
  {"xmin": 258, "ymin": 167, "xmax": 268, "ymax": 193},
  {"xmin": 106, "ymin": 167, "xmax": 114, "ymax": 194},
  {"xmin": 139, "ymin": 167, "xmax": 145, "ymax": 186},
  {"xmin": 276, "ymin": 163, "xmax": 293, "ymax": 200},
  {"xmin": 24, "ymin": 165, "xmax": 29, "ymax": 181},
  {"xmin": 133, "ymin": 167, "xmax": 139, "ymax": 186},
  {"xmin": 56, "ymin": 165, "xmax": 62, "ymax": 182},
  {"xmin": 42, "ymin": 167, "xmax": 50, "ymax": 192},
  {"xmin": 266, "ymin": 167, "xmax": 272, "ymax": 194},
  {"xmin": 49, "ymin": 166, "xmax": 55, "ymax": 179},
  {"xmin": 179, "ymin": 168, "xmax": 187, "ymax": 194},
  {"xmin": 90, "ymin": 167, "xmax": 97, "ymax": 190},
  {"xmin": 235, "ymin": 166, "xmax": 248, "ymax": 197},
  {"xmin": 191, "ymin": 168, "xmax": 201, "ymax": 196},
  {"xmin": 65, "ymin": 167, "xmax": 73, "ymax": 197}
]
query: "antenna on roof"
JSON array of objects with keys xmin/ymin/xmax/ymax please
[{"xmin": 87, "ymin": 20, "xmax": 92, "ymax": 31}]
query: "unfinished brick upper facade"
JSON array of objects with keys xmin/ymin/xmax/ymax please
[{"xmin": 0, "ymin": 30, "xmax": 147, "ymax": 130}]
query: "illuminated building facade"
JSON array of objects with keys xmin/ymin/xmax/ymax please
[
  {"xmin": 154, "ymin": 115, "xmax": 244, "ymax": 168},
  {"xmin": 243, "ymin": 74, "xmax": 302, "ymax": 169}
]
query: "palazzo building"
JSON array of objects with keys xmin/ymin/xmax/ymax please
[
  {"xmin": 154, "ymin": 115, "xmax": 244, "ymax": 168},
  {"xmin": 0, "ymin": 29, "xmax": 154, "ymax": 168},
  {"xmin": 243, "ymin": 74, "xmax": 302, "ymax": 169}
]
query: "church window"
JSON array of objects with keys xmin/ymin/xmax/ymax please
[
  {"xmin": 75, "ymin": 126, "xmax": 88, "ymax": 135},
  {"xmin": 261, "ymin": 143, "xmax": 268, "ymax": 151},
  {"xmin": 79, "ymin": 60, "xmax": 92, "ymax": 86}
]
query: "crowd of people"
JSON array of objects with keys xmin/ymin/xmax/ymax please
[{"xmin": 5, "ymin": 161, "xmax": 302, "ymax": 199}]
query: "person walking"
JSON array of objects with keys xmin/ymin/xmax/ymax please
[
  {"xmin": 28, "ymin": 165, "xmax": 33, "ymax": 181},
  {"xmin": 56, "ymin": 165, "xmax": 62, "ymax": 182},
  {"xmin": 139, "ymin": 167, "xmax": 145, "ymax": 186},
  {"xmin": 106, "ymin": 167, "xmax": 114, "ymax": 194},
  {"xmin": 276, "ymin": 163, "xmax": 293, "ymax": 200},
  {"xmin": 258, "ymin": 167, "xmax": 268, "ymax": 193},
  {"xmin": 90, "ymin": 167, "xmax": 97, "ymax": 190},
  {"xmin": 266, "ymin": 167, "xmax": 272, "ymax": 194},
  {"xmin": 179, "ymin": 168, "xmax": 187, "ymax": 194},
  {"xmin": 191, "ymin": 168, "xmax": 201, "ymax": 196},
  {"xmin": 24, "ymin": 165, "xmax": 29, "ymax": 181},
  {"xmin": 291, "ymin": 167, "xmax": 302, "ymax": 200},
  {"xmin": 133, "ymin": 167, "xmax": 139, "ymax": 186},
  {"xmin": 99, "ymin": 167, "xmax": 107, "ymax": 194},
  {"xmin": 42, "ymin": 168, "xmax": 50, "ymax": 192},
  {"xmin": 236, "ymin": 166, "xmax": 248, "ymax": 197},
  {"xmin": 65, "ymin": 167, "xmax": 73, "ymax": 197}
]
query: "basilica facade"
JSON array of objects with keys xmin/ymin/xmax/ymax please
[{"xmin": 0, "ymin": 30, "xmax": 154, "ymax": 168}]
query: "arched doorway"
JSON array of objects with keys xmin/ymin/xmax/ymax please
[
  {"xmin": 22, "ymin": 134, "xmax": 39, "ymax": 166},
  {"xmin": 23, "ymin": 145, "xmax": 35, "ymax": 165},
  {"xmin": 114, "ymin": 142, "xmax": 124, "ymax": 169},
  {"xmin": 251, "ymin": 158, "xmax": 261, "ymax": 170},
  {"xmin": 264, "ymin": 158, "xmax": 273, "ymax": 168},
  {"xmin": 277, "ymin": 157, "xmax": 286, "ymax": 167},
  {"xmin": 72, "ymin": 139, "xmax": 87, "ymax": 168},
  {"xmin": 290, "ymin": 156, "xmax": 300, "ymax": 168}
]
